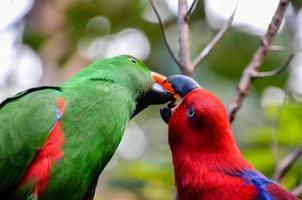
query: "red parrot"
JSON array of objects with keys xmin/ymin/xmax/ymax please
[{"xmin": 160, "ymin": 75, "xmax": 298, "ymax": 200}]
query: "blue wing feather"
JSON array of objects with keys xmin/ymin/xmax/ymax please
[
  {"xmin": 238, "ymin": 170, "xmax": 274, "ymax": 200},
  {"xmin": 237, "ymin": 170, "xmax": 297, "ymax": 200}
]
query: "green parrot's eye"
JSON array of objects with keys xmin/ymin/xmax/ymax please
[
  {"xmin": 128, "ymin": 57, "xmax": 137, "ymax": 63},
  {"xmin": 187, "ymin": 107, "xmax": 195, "ymax": 118}
]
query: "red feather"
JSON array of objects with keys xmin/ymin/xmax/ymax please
[
  {"xmin": 267, "ymin": 184, "xmax": 298, "ymax": 200},
  {"xmin": 18, "ymin": 98, "xmax": 65, "ymax": 196},
  {"xmin": 167, "ymin": 89, "xmax": 297, "ymax": 200}
]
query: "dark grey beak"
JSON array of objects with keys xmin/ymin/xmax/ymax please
[
  {"xmin": 166, "ymin": 75, "xmax": 200, "ymax": 98},
  {"xmin": 131, "ymin": 83, "xmax": 175, "ymax": 118},
  {"xmin": 160, "ymin": 75, "xmax": 200, "ymax": 123},
  {"xmin": 160, "ymin": 103, "xmax": 174, "ymax": 124}
]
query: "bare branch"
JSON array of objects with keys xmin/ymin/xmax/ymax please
[
  {"xmin": 178, "ymin": 0, "xmax": 193, "ymax": 76},
  {"xmin": 228, "ymin": 0, "xmax": 290, "ymax": 122},
  {"xmin": 270, "ymin": 45, "xmax": 286, "ymax": 52},
  {"xmin": 186, "ymin": 0, "xmax": 198, "ymax": 17},
  {"xmin": 291, "ymin": 183, "xmax": 302, "ymax": 198},
  {"xmin": 254, "ymin": 54, "xmax": 294, "ymax": 78},
  {"xmin": 273, "ymin": 144, "xmax": 302, "ymax": 182},
  {"xmin": 270, "ymin": 86, "xmax": 289, "ymax": 170},
  {"xmin": 148, "ymin": 0, "xmax": 183, "ymax": 68},
  {"xmin": 192, "ymin": 7, "xmax": 236, "ymax": 69}
]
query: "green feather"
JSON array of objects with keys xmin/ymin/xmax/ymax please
[
  {"xmin": 0, "ymin": 89, "xmax": 60, "ymax": 193},
  {"xmin": 0, "ymin": 55, "xmax": 154, "ymax": 199}
]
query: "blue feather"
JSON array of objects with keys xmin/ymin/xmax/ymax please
[
  {"xmin": 55, "ymin": 107, "xmax": 62, "ymax": 120},
  {"xmin": 237, "ymin": 170, "xmax": 275, "ymax": 200}
]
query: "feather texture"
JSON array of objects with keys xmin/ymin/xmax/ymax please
[
  {"xmin": 167, "ymin": 89, "xmax": 298, "ymax": 200},
  {"xmin": 0, "ymin": 55, "xmax": 157, "ymax": 199},
  {"xmin": 18, "ymin": 98, "xmax": 65, "ymax": 196}
]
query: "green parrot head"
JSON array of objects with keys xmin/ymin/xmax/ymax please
[{"xmin": 64, "ymin": 55, "xmax": 175, "ymax": 117}]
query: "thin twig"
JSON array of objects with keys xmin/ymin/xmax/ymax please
[
  {"xmin": 192, "ymin": 6, "xmax": 236, "ymax": 69},
  {"xmin": 273, "ymin": 144, "xmax": 302, "ymax": 181},
  {"xmin": 254, "ymin": 54, "xmax": 294, "ymax": 78},
  {"xmin": 291, "ymin": 183, "xmax": 302, "ymax": 198},
  {"xmin": 270, "ymin": 86, "xmax": 289, "ymax": 172},
  {"xmin": 186, "ymin": 0, "xmax": 198, "ymax": 17},
  {"xmin": 228, "ymin": 0, "xmax": 290, "ymax": 122},
  {"xmin": 178, "ymin": 0, "xmax": 193, "ymax": 75},
  {"xmin": 270, "ymin": 45, "xmax": 286, "ymax": 52},
  {"xmin": 148, "ymin": 0, "xmax": 183, "ymax": 68}
]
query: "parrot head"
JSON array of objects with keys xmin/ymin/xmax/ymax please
[
  {"xmin": 160, "ymin": 75, "xmax": 234, "ymax": 154},
  {"xmin": 64, "ymin": 55, "xmax": 176, "ymax": 118}
]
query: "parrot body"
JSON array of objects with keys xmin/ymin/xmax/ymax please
[
  {"xmin": 0, "ymin": 55, "xmax": 173, "ymax": 200},
  {"xmin": 160, "ymin": 75, "xmax": 297, "ymax": 200}
]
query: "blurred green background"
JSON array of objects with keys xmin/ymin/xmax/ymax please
[{"xmin": 0, "ymin": 0, "xmax": 302, "ymax": 199}]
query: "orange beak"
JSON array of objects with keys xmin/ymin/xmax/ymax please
[{"xmin": 151, "ymin": 71, "xmax": 180, "ymax": 100}]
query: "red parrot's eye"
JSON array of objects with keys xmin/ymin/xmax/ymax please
[{"xmin": 187, "ymin": 107, "xmax": 195, "ymax": 118}]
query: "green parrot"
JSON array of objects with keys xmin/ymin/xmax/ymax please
[{"xmin": 0, "ymin": 55, "xmax": 174, "ymax": 200}]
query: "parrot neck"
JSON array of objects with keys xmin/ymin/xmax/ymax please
[
  {"xmin": 171, "ymin": 129, "xmax": 253, "ymax": 199},
  {"xmin": 54, "ymin": 82, "xmax": 136, "ymax": 196}
]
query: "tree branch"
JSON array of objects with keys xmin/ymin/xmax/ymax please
[
  {"xmin": 270, "ymin": 86, "xmax": 289, "ymax": 171},
  {"xmin": 273, "ymin": 144, "xmax": 302, "ymax": 182},
  {"xmin": 227, "ymin": 0, "xmax": 290, "ymax": 123},
  {"xmin": 148, "ymin": 0, "xmax": 183, "ymax": 68},
  {"xmin": 270, "ymin": 45, "xmax": 286, "ymax": 52},
  {"xmin": 186, "ymin": 0, "xmax": 198, "ymax": 17},
  {"xmin": 254, "ymin": 54, "xmax": 294, "ymax": 78},
  {"xmin": 192, "ymin": 7, "xmax": 236, "ymax": 69},
  {"xmin": 178, "ymin": 0, "xmax": 193, "ymax": 75}
]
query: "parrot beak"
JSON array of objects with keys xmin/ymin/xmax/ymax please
[
  {"xmin": 130, "ymin": 72, "xmax": 176, "ymax": 118},
  {"xmin": 164, "ymin": 75, "xmax": 201, "ymax": 98},
  {"xmin": 160, "ymin": 75, "xmax": 201, "ymax": 123},
  {"xmin": 150, "ymin": 72, "xmax": 180, "ymax": 100}
]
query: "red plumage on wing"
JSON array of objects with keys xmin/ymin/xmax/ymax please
[{"xmin": 18, "ymin": 98, "xmax": 65, "ymax": 196}]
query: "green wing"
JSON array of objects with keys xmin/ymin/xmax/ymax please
[{"xmin": 0, "ymin": 86, "xmax": 62, "ymax": 194}]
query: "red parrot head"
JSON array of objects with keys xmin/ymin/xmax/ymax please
[
  {"xmin": 158, "ymin": 76, "xmax": 297, "ymax": 200},
  {"xmin": 160, "ymin": 75, "xmax": 234, "ymax": 155}
]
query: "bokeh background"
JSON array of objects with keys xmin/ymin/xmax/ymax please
[{"xmin": 1, "ymin": 0, "xmax": 302, "ymax": 199}]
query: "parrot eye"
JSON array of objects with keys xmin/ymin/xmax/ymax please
[
  {"xmin": 187, "ymin": 107, "xmax": 195, "ymax": 118},
  {"xmin": 128, "ymin": 57, "xmax": 137, "ymax": 63}
]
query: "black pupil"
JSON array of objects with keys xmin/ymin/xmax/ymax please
[
  {"xmin": 130, "ymin": 58, "xmax": 136, "ymax": 63},
  {"xmin": 188, "ymin": 107, "xmax": 194, "ymax": 117}
]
